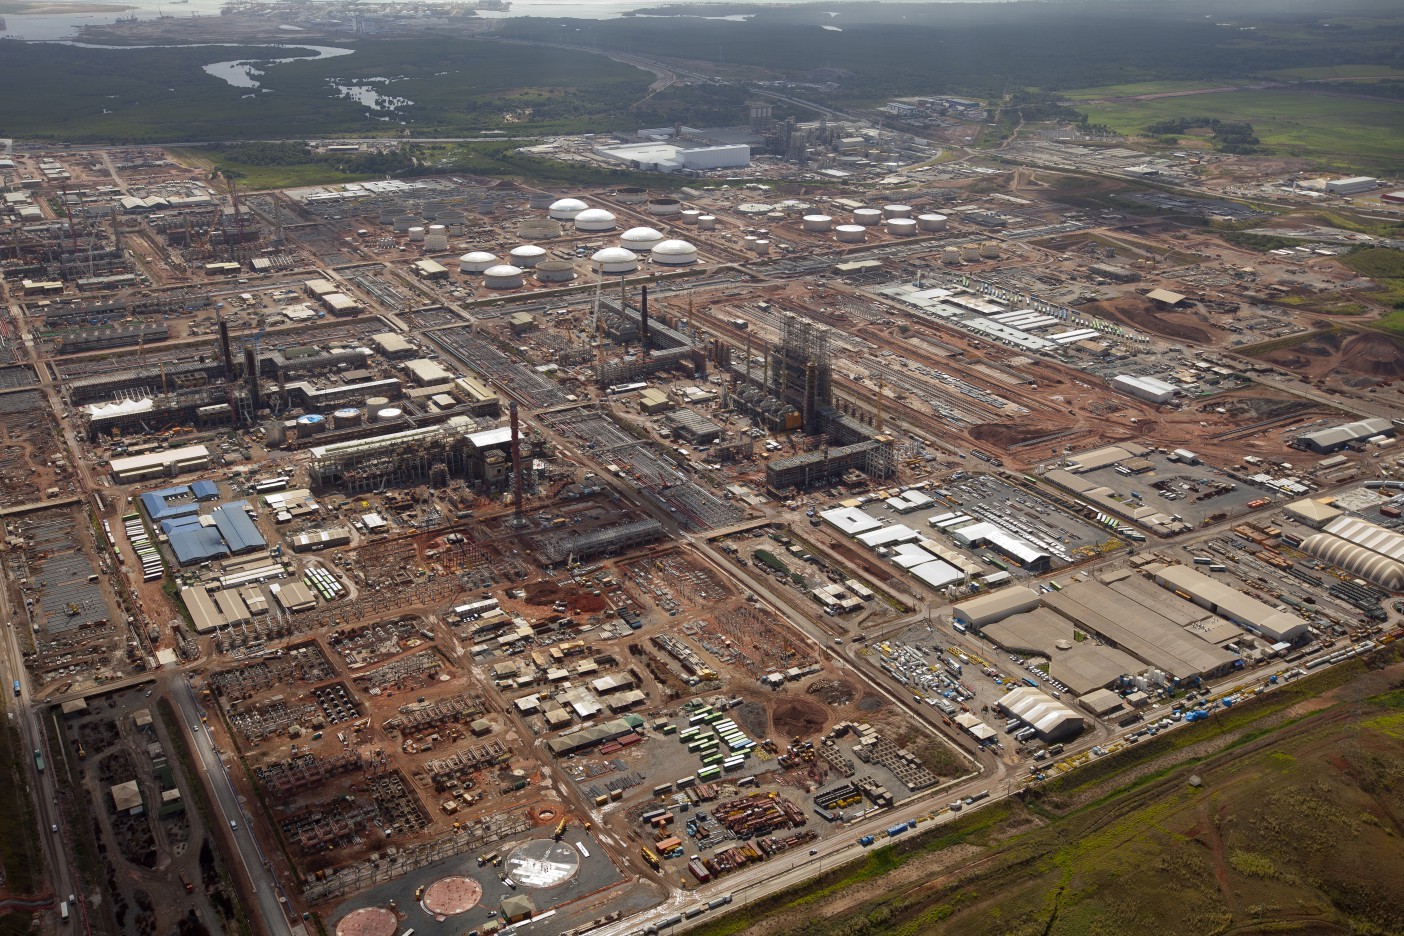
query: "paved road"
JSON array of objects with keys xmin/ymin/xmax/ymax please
[{"xmin": 170, "ymin": 676, "xmax": 298, "ymax": 936}]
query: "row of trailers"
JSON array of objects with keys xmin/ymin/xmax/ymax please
[
  {"xmin": 108, "ymin": 514, "xmax": 164, "ymax": 582},
  {"xmin": 303, "ymin": 562, "xmax": 344, "ymax": 601}
]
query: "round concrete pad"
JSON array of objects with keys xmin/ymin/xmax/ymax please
[
  {"xmin": 336, "ymin": 908, "xmax": 397, "ymax": 936},
  {"xmin": 422, "ymin": 876, "xmax": 483, "ymax": 916},
  {"xmin": 504, "ymin": 839, "xmax": 581, "ymax": 889}
]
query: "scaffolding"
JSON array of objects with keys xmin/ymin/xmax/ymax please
[
  {"xmin": 770, "ymin": 313, "xmax": 832, "ymax": 433},
  {"xmin": 308, "ymin": 422, "xmax": 519, "ymax": 494},
  {"xmin": 539, "ymin": 518, "xmax": 665, "ymax": 566}
]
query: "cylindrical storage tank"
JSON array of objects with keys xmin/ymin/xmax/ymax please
[
  {"xmin": 961, "ymin": 245, "xmax": 981, "ymax": 262},
  {"xmin": 698, "ymin": 215, "xmax": 717, "ymax": 230},
  {"xmin": 574, "ymin": 208, "xmax": 617, "ymax": 232},
  {"xmin": 942, "ymin": 247, "xmax": 961, "ymax": 265},
  {"xmin": 620, "ymin": 226, "xmax": 665, "ymax": 252},
  {"xmin": 548, "ymin": 197, "xmax": 588, "ymax": 220},
  {"xmin": 295, "ymin": 413, "xmax": 327, "ymax": 438},
  {"xmin": 535, "ymin": 260, "xmax": 576, "ymax": 283},
  {"xmin": 393, "ymin": 215, "xmax": 418, "ymax": 232},
  {"xmin": 853, "ymin": 208, "xmax": 882, "ymax": 226},
  {"xmin": 753, "ymin": 239, "xmax": 770, "ymax": 256},
  {"xmin": 803, "ymin": 214, "xmax": 834, "ymax": 232},
  {"xmin": 458, "ymin": 251, "xmax": 497, "ymax": 274},
  {"xmin": 765, "ymin": 211, "xmax": 786, "ymax": 224},
  {"xmin": 652, "ymin": 239, "xmax": 698, "ymax": 266},
  {"xmin": 527, "ymin": 194, "xmax": 555, "ymax": 210},
  {"xmin": 264, "ymin": 420, "xmax": 287, "ymax": 446},
  {"xmin": 680, "ymin": 210, "xmax": 702, "ymax": 225},
  {"xmin": 483, "ymin": 264, "xmax": 525, "ymax": 289},
  {"xmin": 918, "ymin": 213, "xmax": 948, "ymax": 232},
  {"xmin": 646, "ymin": 197, "xmax": 681, "ymax": 216},
  {"xmin": 835, "ymin": 224, "xmax": 866, "ymax": 243},
  {"xmin": 509, "ymin": 244, "xmax": 548, "ymax": 268},
  {"xmin": 887, "ymin": 218, "xmax": 918, "ymax": 237},
  {"xmin": 981, "ymin": 242, "xmax": 1001, "ymax": 259},
  {"xmin": 378, "ymin": 210, "xmax": 398, "ymax": 225},
  {"xmin": 376, "ymin": 407, "xmax": 403, "ymax": 423},
  {"xmin": 743, "ymin": 235, "xmax": 757, "ymax": 251},
  {"xmin": 407, "ymin": 226, "xmax": 426, "ymax": 243},
  {"xmin": 614, "ymin": 186, "xmax": 648, "ymax": 204},
  {"xmin": 592, "ymin": 246, "xmax": 639, "ymax": 274},
  {"xmin": 425, "ymin": 225, "xmax": 449, "ymax": 251},
  {"xmin": 882, "ymin": 204, "xmax": 913, "ymax": 220},
  {"xmin": 332, "ymin": 407, "xmax": 363, "ymax": 430},
  {"xmin": 365, "ymin": 397, "xmax": 390, "ymax": 420}
]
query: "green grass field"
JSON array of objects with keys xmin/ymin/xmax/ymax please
[
  {"xmin": 1077, "ymin": 90, "xmax": 1404, "ymax": 173},
  {"xmin": 1061, "ymin": 80, "xmax": 1238, "ymax": 100},
  {"xmin": 169, "ymin": 148, "xmax": 381, "ymax": 191},
  {"xmin": 1268, "ymin": 65, "xmax": 1404, "ymax": 80}
]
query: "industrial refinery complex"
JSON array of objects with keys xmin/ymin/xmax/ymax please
[{"xmin": 1, "ymin": 92, "xmax": 1403, "ymax": 936}]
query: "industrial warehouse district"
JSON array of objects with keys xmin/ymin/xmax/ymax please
[{"xmin": 3, "ymin": 11, "xmax": 1404, "ymax": 936}]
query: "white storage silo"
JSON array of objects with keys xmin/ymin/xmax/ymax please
[
  {"xmin": 509, "ymin": 245, "xmax": 548, "ymax": 268},
  {"xmin": 574, "ymin": 208, "xmax": 617, "ymax": 232},
  {"xmin": 424, "ymin": 225, "xmax": 449, "ymax": 251},
  {"xmin": 458, "ymin": 251, "xmax": 497, "ymax": 274},
  {"xmin": 753, "ymin": 239, "xmax": 770, "ymax": 256},
  {"xmin": 407, "ymin": 226, "xmax": 426, "ymax": 243},
  {"xmin": 883, "ymin": 204, "xmax": 913, "ymax": 220},
  {"xmin": 614, "ymin": 186, "xmax": 648, "ymax": 204},
  {"xmin": 852, "ymin": 208, "xmax": 882, "ymax": 226},
  {"xmin": 548, "ymin": 198, "xmax": 588, "ymax": 220},
  {"xmin": 803, "ymin": 214, "xmax": 833, "ymax": 232},
  {"xmin": 680, "ymin": 210, "xmax": 702, "ymax": 225},
  {"xmin": 483, "ymin": 264, "xmax": 526, "ymax": 289},
  {"xmin": 835, "ymin": 224, "xmax": 866, "ymax": 243},
  {"xmin": 592, "ymin": 246, "xmax": 638, "ymax": 274},
  {"xmin": 698, "ymin": 215, "xmax": 717, "ymax": 230},
  {"xmin": 918, "ymin": 213, "xmax": 948, "ymax": 232},
  {"xmin": 652, "ymin": 239, "xmax": 698, "ymax": 265},
  {"xmin": 887, "ymin": 218, "xmax": 917, "ymax": 237},
  {"xmin": 535, "ymin": 260, "xmax": 576, "ymax": 283},
  {"xmin": 376, "ymin": 407, "xmax": 404, "ymax": 422},
  {"xmin": 620, "ymin": 226, "xmax": 665, "ymax": 251},
  {"xmin": 393, "ymin": 215, "xmax": 418, "ymax": 232}
]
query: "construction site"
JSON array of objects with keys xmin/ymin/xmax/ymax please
[{"xmin": 3, "ymin": 137, "xmax": 1404, "ymax": 936}]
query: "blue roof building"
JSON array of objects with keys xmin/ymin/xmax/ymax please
[
  {"xmin": 210, "ymin": 501, "xmax": 265, "ymax": 554},
  {"xmin": 140, "ymin": 485, "xmax": 199, "ymax": 521},
  {"xmin": 191, "ymin": 479, "xmax": 220, "ymax": 501}
]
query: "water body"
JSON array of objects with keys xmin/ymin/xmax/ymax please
[
  {"xmin": 332, "ymin": 81, "xmax": 415, "ymax": 112},
  {"xmin": 200, "ymin": 44, "xmax": 354, "ymax": 88}
]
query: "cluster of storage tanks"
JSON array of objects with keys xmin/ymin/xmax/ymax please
[{"xmin": 801, "ymin": 207, "xmax": 947, "ymax": 244}]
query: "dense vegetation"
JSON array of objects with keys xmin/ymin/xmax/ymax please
[{"xmin": 1142, "ymin": 117, "xmax": 1261, "ymax": 153}]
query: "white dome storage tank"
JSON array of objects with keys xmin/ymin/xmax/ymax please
[
  {"xmin": 376, "ymin": 407, "xmax": 404, "ymax": 422},
  {"xmin": 918, "ymin": 213, "xmax": 948, "ymax": 232},
  {"xmin": 698, "ymin": 215, "xmax": 717, "ymax": 230},
  {"xmin": 592, "ymin": 246, "xmax": 639, "ymax": 274},
  {"xmin": 802, "ymin": 214, "xmax": 833, "ymax": 232},
  {"xmin": 535, "ymin": 260, "xmax": 576, "ymax": 283},
  {"xmin": 887, "ymin": 218, "xmax": 917, "ymax": 237},
  {"xmin": 548, "ymin": 198, "xmax": 588, "ymax": 220},
  {"xmin": 852, "ymin": 208, "xmax": 882, "ymax": 226},
  {"xmin": 458, "ymin": 251, "xmax": 497, "ymax": 274},
  {"xmin": 835, "ymin": 224, "xmax": 866, "ymax": 243},
  {"xmin": 574, "ymin": 208, "xmax": 617, "ymax": 232},
  {"xmin": 680, "ymin": 210, "xmax": 702, "ymax": 225},
  {"xmin": 652, "ymin": 239, "xmax": 698, "ymax": 265},
  {"xmin": 620, "ymin": 226, "xmax": 665, "ymax": 251},
  {"xmin": 508, "ymin": 244, "xmax": 548, "ymax": 268},
  {"xmin": 882, "ymin": 204, "xmax": 913, "ymax": 220},
  {"xmin": 483, "ymin": 264, "xmax": 526, "ymax": 289},
  {"xmin": 407, "ymin": 226, "xmax": 426, "ymax": 243}
]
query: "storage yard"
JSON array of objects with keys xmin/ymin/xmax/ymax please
[{"xmin": 2, "ymin": 136, "xmax": 1402, "ymax": 936}]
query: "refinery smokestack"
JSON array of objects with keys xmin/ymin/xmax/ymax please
[
  {"xmin": 510, "ymin": 401, "xmax": 524, "ymax": 520},
  {"xmin": 640, "ymin": 284, "xmax": 650, "ymax": 359},
  {"xmin": 219, "ymin": 319, "xmax": 233, "ymax": 381},
  {"xmin": 244, "ymin": 345, "xmax": 260, "ymax": 414}
]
